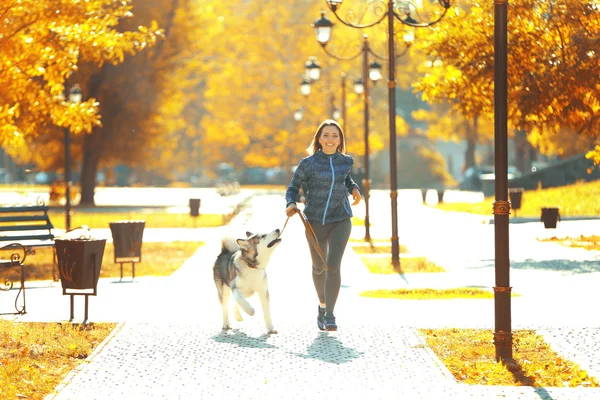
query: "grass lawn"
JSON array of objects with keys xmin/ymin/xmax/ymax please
[
  {"xmin": 360, "ymin": 287, "xmax": 495, "ymax": 299},
  {"xmin": 351, "ymin": 241, "xmax": 410, "ymax": 254},
  {"xmin": 360, "ymin": 255, "xmax": 445, "ymax": 274},
  {"xmin": 0, "ymin": 241, "xmax": 203, "ymax": 282},
  {"xmin": 420, "ymin": 328, "xmax": 599, "ymax": 387},
  {"xmin": 539, "ymin": 235, "xmax": 600, "ymax": 251},
  {"xmin": 435, "ymin": 180, "xmax": 600, "ymax": 217},
  {"xmin": 0, "ymin": 321, "xmax": 117, "ymax": 399}
]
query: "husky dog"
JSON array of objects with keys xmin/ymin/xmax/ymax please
[{"xmin": 213, "ymin": 229, "xmax": 282, "ymax": 334}]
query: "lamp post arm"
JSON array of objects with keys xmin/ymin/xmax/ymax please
[
  {"xmin": 366, "ymin": 42, "xmax": 411, "ymax": 61},
  {"xmin": 319, "ymin": 43, "xmax": 363, "ymax": 61},
  {"xmin": 392, "ymin": 7, "xmax": 450, "ymax": 27},
  {"xmin": 329, "ymin": 8, "xmax": 388, "ymax": 30}
]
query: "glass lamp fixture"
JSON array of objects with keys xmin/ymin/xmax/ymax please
[
  {"xmin": 353, "ymin": 78, "xmax": 364, "ymax": 94},
  {"xmin": 68, "ymin": 84, "xmax": 83, "ymax": 103},
  {"xmin": 293, "ymin": 108, "xmax": 304, "ymax": 121},
  {"xmin": 305, "ymin": 57, "xmax": 321, "ymax": 81},
  {"xmin": 300, "ymin": 78, "xmax": 311, "ymax": 96},
  {"xmin": 332, "ymin": 108, "xmax": 341, "ymax": 120},
  {"xmin": 369, "ymin": 62, "xmax": 383, "ymax": 82},
  {"xmin": 313, "ymin": 12, "xmax": 333, "ymax": 45}
]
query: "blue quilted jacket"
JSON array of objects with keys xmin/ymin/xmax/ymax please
[{"xmin": 286, "ymin": 150, "xmax": 360, "ymax": 225}]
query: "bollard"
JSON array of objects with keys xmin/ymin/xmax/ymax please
[
  {"xmin": 189, "ymin": 198, "xmax": 201, "ymax": 217},
  {"xmin": 541, "ymin": 207, "xmax": 560, "ymax": 229},
  {"xmin": 508, "ymin": 188, "xmax": 524, "ymax": 217}
]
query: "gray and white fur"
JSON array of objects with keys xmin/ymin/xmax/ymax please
[{"xmin": 213, "ymin": 229, "xmax": 282, "ymax": 334}]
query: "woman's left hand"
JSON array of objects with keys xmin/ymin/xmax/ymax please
[{"xmin": 351, "ymin": 188, "xmax": 361, "ymax": 205}]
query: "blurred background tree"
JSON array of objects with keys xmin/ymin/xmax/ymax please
[{"xmin": 413, "ymin": 0, "xmax": 600, "ymax": 170}]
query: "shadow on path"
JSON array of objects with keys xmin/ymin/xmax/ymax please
[
  {"xmin": 291, "ymin": 331, "xmax": 364, "ymax": 364},
  {"xmin": 212, "ymin": 329, "xmax": 278, "ymax": 349},
  {"xmin": 466, "ymin": 258, "xmax": 599, "ymax": 274},
  {"xmin": 503, "ymin": 358, "xmax": 554, "ymax": 400}
]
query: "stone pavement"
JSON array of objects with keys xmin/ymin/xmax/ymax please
[{"xmin": 2, "ymin": 191, "xmax": 599, "ymax": 399}]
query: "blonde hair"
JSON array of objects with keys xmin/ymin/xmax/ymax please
[{"xmin": 306, "ymin": 119, "xmax": 346, "ymax": 155}]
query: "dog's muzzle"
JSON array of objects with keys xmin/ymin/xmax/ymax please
[
  {"xmin": 267, "ymin": 229, "xmax": 281, "ymax": 248},
  {"xmin": 267, "ymin": 238, "xmax": 281, "ymax": 248}
]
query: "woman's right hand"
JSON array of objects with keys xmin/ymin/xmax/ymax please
[{"xmin": 285, "ymin": 203, "xmax": 298, "ymax": 217}]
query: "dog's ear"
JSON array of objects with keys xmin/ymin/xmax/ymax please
[
  {"xmin": 246, "ymin": 231, "xmax": 253, "ymax": 238},
  {"xmin": 236, "ymin": 238, "xmax": 251, "ymax": 250}
]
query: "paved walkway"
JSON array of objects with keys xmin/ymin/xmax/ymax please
[{"xmin": 2, "ymin": 191, "xmax": 599, "ymax": 399}]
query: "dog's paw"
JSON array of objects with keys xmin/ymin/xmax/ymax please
[
  {"xmin": 267, "ymin": 329, "xmax": 278, "ymax": 335},
  {"xmin": 247, "ymin": 307, "xmax": 255, "ymax": 316},
  {"xmin": 221, "ymin": 325, "xmax": 231, "ymax": 331},
  {"xmin": 233, "ymin": 307, "xmax": 243, "ymax": 322}
]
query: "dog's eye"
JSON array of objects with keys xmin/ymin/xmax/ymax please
[{"xmin": 262, "ymin": 235, "xmax": 266, "ymax": 239}]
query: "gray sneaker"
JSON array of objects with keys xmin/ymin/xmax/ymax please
[
  {"xmin": 324, "ymin": 312, "xmax": 337, "ymax": 331},
  {"xmin": 317, "ymin": 306, "xmax": 326, "ymax": 331}
]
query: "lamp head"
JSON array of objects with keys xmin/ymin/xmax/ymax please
[
  {"xmin": 369, "ymin": 62, "xmax": 382, "ymax": 82},
  {"xmin": 68, "ymin": 84, "xmax": 83, "ymax": 103},
  {"xmin": 332, "ymin": 108, "xmax": 341, "ymax": 120},
  {"xmin": 300, "ymin": 78, "xmax": 311, "ymax": 96},
  {"xmin": 313, "ymin": 12, "xmax": 333, "ymax": 45},
  {"xmin": 293, "ymin": 108, "xmax": 304, "ymax": 121},
  {"xmin": 353, "ymin": 78, "xmax": 364, "ymax": 95},
  {"xmin": 305, "ymin": 57, "xmax": 321, "ymax": 81}
]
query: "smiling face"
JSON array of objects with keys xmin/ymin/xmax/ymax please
[{"xmin": 318, "ymin": 125, "xmax": 341, "ymax": 154}]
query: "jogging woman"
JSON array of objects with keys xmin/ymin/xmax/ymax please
[{"xmin": 285, "ymin": 119, "xmax": 361, "ymax": 331}]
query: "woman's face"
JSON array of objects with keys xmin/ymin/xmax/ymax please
[{"xmin": 318, "ymin": 125, "xmax": 341, "ymax": 155}]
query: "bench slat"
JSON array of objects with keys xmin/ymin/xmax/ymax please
[
  {"xmin": 0, "ymin": 224, "xmax": 54, "ymax": 232},
  {"xmin": 0, "ymin": 215, "xmax": 51, "ymax": 223},
  {"xmin": 0, "ymin": 234, "xmax": 55, "ymax": 242}
]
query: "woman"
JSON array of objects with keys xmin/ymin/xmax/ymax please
[{"xmin": 285, "ymin": 119, "xmax": 361, "ymax": 331}]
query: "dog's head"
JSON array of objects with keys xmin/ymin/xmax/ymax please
[{"xmin": 236, "ymin": 229, "xmax": 281, "ymax": 269}]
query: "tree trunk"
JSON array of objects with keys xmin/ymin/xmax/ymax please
[
  {"xmin": 78, "ymin": 66, "xmax": 109, "ymax": 206},
  {"xmin": 79, "ymin": 132, "xmax": 100, "ymax": 206},
  {"xmin": 464, "ymin": 118, "xmax": 477, "ymax": 171},
  {"xmin": 514, "ymin": 130, "xmax": 528, "ymax": 173}
]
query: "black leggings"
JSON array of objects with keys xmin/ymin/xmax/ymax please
[{"xmin": 306, "ymin": 218, "xmax": 352, "ymax": 314}]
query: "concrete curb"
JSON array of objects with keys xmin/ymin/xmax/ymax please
[{"xmin": 44, "ymin": 321, "xmax": 126, "ymax": 400}]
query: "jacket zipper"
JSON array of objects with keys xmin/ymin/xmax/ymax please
[{"xmin": 322, "ymin": 156, "xmax": 335, "ymax": 224}]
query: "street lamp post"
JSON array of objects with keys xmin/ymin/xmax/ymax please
[
  {"xmin": 493, "ymin": 0, "xmax": 512, "ymax": 360},
  {"xmin": 323, "ymin": 0, "xmax": 451, "ymax": 269},
  {"xmin": 64, "ymin": 84, "xmax": 83, "ymax": 232},
  {"xmin": 302, "ymin": 56, "xmax": 338, "ymax": 119},
  {"xmin": 311, "ymin": 23, "xmax": 386, "ymax": 241},
  {"xmin": 340, "ymin": 72, "xmax": 346, "ymax": 131}
]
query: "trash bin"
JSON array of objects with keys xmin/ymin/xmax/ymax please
[
  {"xmin": 189, "ymin": 198, "xmax": 201, "ymax": 217},
  {"xmin": 55, "ymin": 237, "xmax": 106, "ymax": 322},
  {"xmin": 109, "ymin": 220, "xmax": 145, "ymax": 280},
  {"xmin": 541, "ymin": 207, "xmax": 560, "ymax": 229},
  {"xmin": 509, "ymin": 188, "xmax": 524, "ymax": 217}
]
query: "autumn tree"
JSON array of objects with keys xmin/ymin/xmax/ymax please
[
  {"xmin": 413, "ymin": 0, "xmax": 600, "ymax": 168},
  {"xmin": 0, "ymin": 0, "xmax": 160, "ymax": 181},
  {"xmin": 193, "ymin": 0, "xmax": 395, "ymax": 180},
  {"xmin": 72, "ymin": 0, "xmax": 227, "ymax": 204}
]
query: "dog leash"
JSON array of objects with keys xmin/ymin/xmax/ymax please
[{"xmin": 280, "ymin": 210, "xmax": 328, "ymax": 271}]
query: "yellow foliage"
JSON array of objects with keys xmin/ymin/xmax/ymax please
[
  {"xmin": 413, "ymin": 0, "xmax": 600, "ymax": 156},
  {"xmin": 0, "ymin": 0, "xmax": 161, "ymax": 165}
]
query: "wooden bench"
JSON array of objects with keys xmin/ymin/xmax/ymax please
[{"xmin": 0, "ymin": 204, "xmax": 57, "ymax": 314}]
